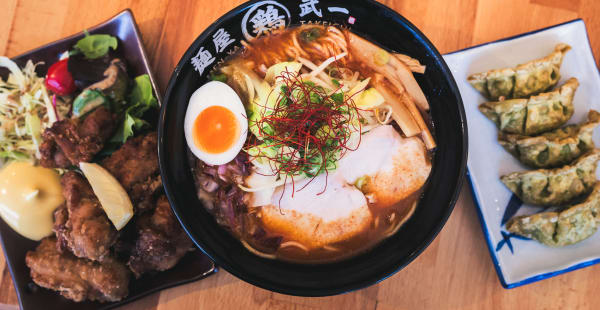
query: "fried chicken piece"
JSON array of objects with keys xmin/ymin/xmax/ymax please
[
  {"xmin": 40, "ymin": 106, "xmax": 117, "ymax": 168},
  {"xmin": 26, "ymin": 238, "xmax": 130, "ymax": 303},
  {"xmin": 53, "ymin": 205, "xmax": 70, "ymax": 253},
  {"xmin": 55, "ymin": 171, "xmax": 117, "ymax": 261},
  {"xmin": 128, "ymin": 196, "xmax": 193, "ymax": 277},
  {"xmin": 102, "ymin": 132, "xmax": 162, "ymax": 212}
]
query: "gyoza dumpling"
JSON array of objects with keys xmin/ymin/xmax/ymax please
[
  {"xmin": 468, "ymin": 43, "xmax": 571, "ymax": 100},
  {"xmin": 506, "ymin": 182, "xmax": 600, "ymax": 247},
  {"xmin": 500, "ymin": 110, "xmax": 600, "ymax": 168},
  {"xmin": 501, "ymin": 149, "xmax": 600, "ymax": 206},
  {"xmin": 479, "ymin": 78, "xmax": 578, "ymax": 135}
]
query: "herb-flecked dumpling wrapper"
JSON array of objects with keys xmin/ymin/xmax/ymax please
[
  {"xmin": 468, "ymin": 43, "xmax": 571, "ymax": 100},
  {"xmin": 479, "ymin": 78, "xmax": 578, "ymax": 135},
  {"xmin": 500, "ymin": 109, "xmax": 600, "ymax": 168},
  {"xmin": 506, "ymin": 182, "xmax": 600, "ymax": 247},
  {"xmin": 500, "ymin": 149, "xmax": 600, "ymax": 206}
]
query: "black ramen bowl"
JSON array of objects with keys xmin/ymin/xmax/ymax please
[{"xmin": 160, "ymin": 0, "xmax": 467, "ymax": 296}]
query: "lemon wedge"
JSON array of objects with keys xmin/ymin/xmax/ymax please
[{"xmin": 79, "ymin": 162, "xmax": 133, "ymax": 230}]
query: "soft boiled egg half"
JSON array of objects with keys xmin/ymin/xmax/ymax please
[{"xmin": 184, "ymin": 81, "xmax": 248, "ymax": 165}]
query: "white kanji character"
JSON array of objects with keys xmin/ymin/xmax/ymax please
[
  {"xmin": 190, "ymin": 47, "xmax": 215, "ymax": 75},
  {"xmin": 299, "ymin": 0, "xmax": 322, "ymax": 18},
  {"xmin": 212, "ymin": 28, "xmax": 235, "ymax": 53},
  {"xmin": 249, "ymin": 5, "xmax": 285, "ymax": 37}
]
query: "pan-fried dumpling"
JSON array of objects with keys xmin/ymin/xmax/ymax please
[
  {"xmin": 500, "ymin": 149, "xmax": 600, "ymax": 206},
  {"xmin": 500, "ymin": 110, "xmax": 600, "ymax": 168},
  {"xmin": 468, "ymin": 44, "xmax": 571, "ymax": 100},
  {"xmin": 506, "ymin": 183, "xmax": 600, "ymax": 247},
  {"xmin": 479, "ymin": 78, "xmax": 578, "ymax": 135}
]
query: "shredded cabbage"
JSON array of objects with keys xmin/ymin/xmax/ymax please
[{"xmin": 0, "ymin": 57, "xmax": 68, "ymax": 166}]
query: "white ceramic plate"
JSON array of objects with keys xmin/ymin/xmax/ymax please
[{"xmin": 443, "ymin": 19, "xmax": 600, "ymax": 288}]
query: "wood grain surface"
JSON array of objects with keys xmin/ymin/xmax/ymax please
[{"xmin": 1, "ymin": 0, "xmax": 600, "ymax": 309}]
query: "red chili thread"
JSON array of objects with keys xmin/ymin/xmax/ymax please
[{"xmin": 246, "ymin": 67, "xmax": 363, "ymax": 198}]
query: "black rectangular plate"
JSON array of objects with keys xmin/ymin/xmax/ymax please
[{"xmin": 0, "ymin": 9, "xmax": 216, "ymax": 310}]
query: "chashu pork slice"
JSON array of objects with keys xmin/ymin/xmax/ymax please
[
  {"xmin": 337, "ymin": 124, "xmax": 431, "ymax": 208},
  {"xmin": 259, "ymin": 174, "xmax": 371, "ymax": 249},
  {"xmin": 258, "ymin": 125, "xmax": 431, "ymax": 249}
]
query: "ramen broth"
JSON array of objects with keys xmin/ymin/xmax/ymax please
[
  {"xmin": 245, "ymin": 190, "xmax": 422, "ymax": 263},
  {"xmin": 190, "ymin": 24, "xmax": 434, "ymax": 263}
]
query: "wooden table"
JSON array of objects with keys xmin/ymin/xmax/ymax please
[{"xmin": 1, "ymin": 0, "xmax": 600, "ymax": 309}]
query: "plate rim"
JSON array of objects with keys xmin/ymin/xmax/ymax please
[{"xmin": 445, "ymin": 18, "xmax": 600, "ymax": 289}]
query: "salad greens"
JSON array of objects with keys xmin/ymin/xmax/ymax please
[
  {"xmin": 129, "ymin": 74, "xmax": 158, "ymax": 110},
  {"xmin": 0, "ymin": 57, "xmax": 67, "ymax": 165},
  {"xmin": 0, "ymin": 29, "xmax": 158, "ymax": 167},
  {"xmin": 74, "ymin": 31, "xmax": 118, "ymax": 59},
  {"xmin": 72, "ymin": 89, "xmax": 109, "ymax": 117},
  {"xmin": 110, "ymin": 74, "xmax": 158, "ymax": 144}
]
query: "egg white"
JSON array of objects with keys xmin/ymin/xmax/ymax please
[{"xmin": 184, "ymin": 81, "xmax": 248, "ymax": 165}]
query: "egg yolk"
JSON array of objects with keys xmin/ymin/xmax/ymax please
[{"xmin": 193, "ymin": 105, "xmax": 240, "ymax": 154}]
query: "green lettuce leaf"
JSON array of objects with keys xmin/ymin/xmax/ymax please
[
  {"xmin": 74, "ymin": 32, "xmax": 118, "ymax": 59},
  {"xmin": 109, "ymin": 74, "xmax": 157, "ymax": 144},
  {"xmin": 127, "ymin": 74, "xmax": 158, "ymax": 116},
  {"xmin": 110, "ymin": 113, "xmax": 149, "ymax": 144}
]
